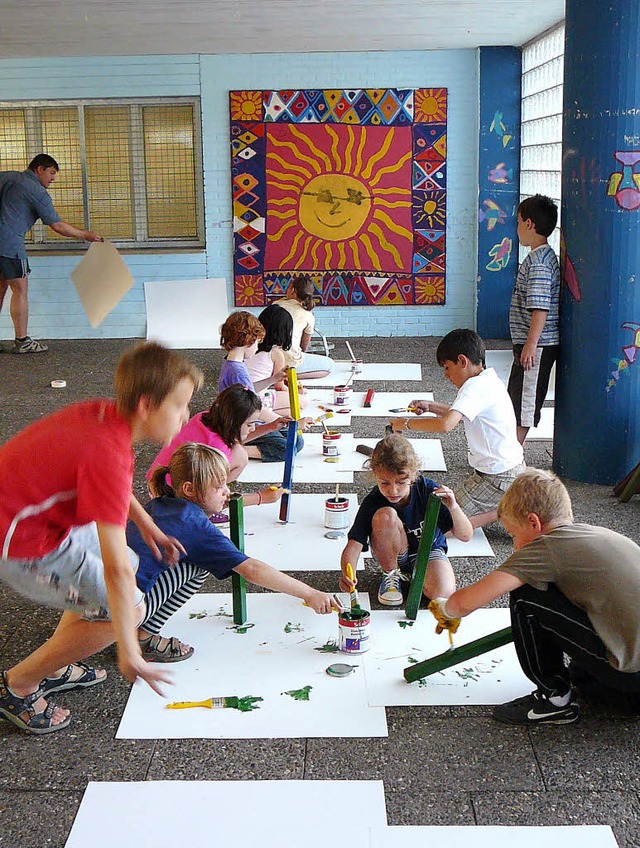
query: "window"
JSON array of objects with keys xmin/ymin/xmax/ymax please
[
  {"xmin": 520, "ymin": 24, "xmax": 564, "ymax": 256},
  {"xmin": 0, "ymin": 98, "xmax": 204, "ymax": 250}
]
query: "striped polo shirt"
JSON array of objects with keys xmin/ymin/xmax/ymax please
[{"xmin": 509, "ymin": 243, "xmax": 560, "ymax": 346}]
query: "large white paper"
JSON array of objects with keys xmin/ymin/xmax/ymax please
[
  {"xmin": 371, "ymin": 826, "xmax": 618, "ymax": 848},
  {"xmin": 117, "ymin": 593, "xmax": 387, "ymax": 739},
  {"xmin": 225, "ymin": 493, "xmax": 361, "ymax": 572},
  {"xmin": 362, "ymin": 608, "xmax": 531, "ymax": 706},
  {"xmin": 144, "ymin": 278, "xmax": 229, "ymax": 348},
  {"xmin": 444, "ymin": 527, "xmax": 495, "ymax": 558},
  {"xmin": 355, "ymin": 438, "xmax": 446, "ymax": 472},
  {"xmin": 528, "ymin": 406, "xmax": 554, "ymax": 440},
  {"xmin": 486, "ymin": 349, "xmax": 556, "ymax": 401},
  {"xmin": 303, "ymin": 389, "xmax": 435, "ymax": 418},
  {"xmin": 307, "ymin": 361, "xmax": 422, "ymax": 386},
  {"xmin": 66, "ymin": 780, "xmax": 387, "ymax": 848},
  {"xmin": 70, "ymin": 241, "xmax": 134, "ymax": 327}
]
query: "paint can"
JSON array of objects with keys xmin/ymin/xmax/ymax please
[
  {"xmin": 333, "ymin": 385, "xmax": 352, "ymax": 406},
  {"xmin": 338, "ymin": 608, "xmax": 371, "ymax": 654},
  {"xmin": 324, "ymin": 496, "xmax": 350, "ymax": 529},
  {"xmin": 350, "ymin": 359, "xmax": 364, "ymax": 374},
  {"xmin": 322, "ymin": 430, "xmax": 342, "ymax": 457}
]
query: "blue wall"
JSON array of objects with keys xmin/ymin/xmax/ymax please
[{"xmin": 0, "ymin": 51, "xmax": 479, "ymax": 340}]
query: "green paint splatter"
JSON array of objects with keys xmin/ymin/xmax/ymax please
[
  {"xmin": 454, "ymin": 667, "xmax": 481, "ymax": 682},
  {"xmin": 226, "ymin": 622, "xmax": 255, "ymax": 634},
  {"xmin": 398, "ymin": 620, "xmax": 414, "ymax": 629},
  {"xmin": 188, "ymin": 611, "xmax": 208, "ymax": 620},
  {"xmin": 417, "ymin": 678, "xmax": 429, "ymax": 688},
  {"xmin": 283, "ymin": 685, "xmax": 313, "ymax": 701},
  {"xmin": 314, "ymin": 639, "xmax": 340, "ymax": 653},
  {"xmin": 407, "ymin": 656, "xmax": 419, "ymax": 664},
  {"xmin": 224, "ymin": 695, "xmax": 263, "ymax": 712},
  {"xmin": 284, "ymin": 622, "xmax": 304, "ymax": 634}
]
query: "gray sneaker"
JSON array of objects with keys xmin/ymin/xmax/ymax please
[
  {"xmin": 13, "ymin": 336, "xmax": 48, "ymax": 353},
  {"xmin": 378, "ymin": 569, "xmax": 404, "ymax": 606}
]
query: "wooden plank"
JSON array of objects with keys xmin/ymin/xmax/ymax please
[
  {"xmin": 287, "ymin": 366, "xmax": 301, "ymax": 421},
  {"xmin": 404, "ymin": 493, "xmax": 441, "ymax": 620},
  {"xmin": 278, "ymin": 420, "xmax": 298, "ymax": 523},
  {"xmin": 228, "ymin": 493, "xmax": 247, "ymax": 625},
  {"xmin": 404, "ymin": 627, "xmax": 513, "ymax": 682}
]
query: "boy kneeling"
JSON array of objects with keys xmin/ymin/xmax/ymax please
[{"xmin": 430, "ymin": 469, "xmax": 640, "ymax": 725}]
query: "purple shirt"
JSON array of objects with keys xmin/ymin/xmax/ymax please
[{"xmin": 218, "ymin": 359, "xmax": 254, "ymax": 392}]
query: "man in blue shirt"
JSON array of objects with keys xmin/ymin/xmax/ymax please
[{"xmin": 0, "ymin": 153, "xmax": 102, "ymax": 353}]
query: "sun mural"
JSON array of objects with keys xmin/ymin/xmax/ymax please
[{"xmin": 230, "ymin": 88, "xmax": 447, "ymax": 307}]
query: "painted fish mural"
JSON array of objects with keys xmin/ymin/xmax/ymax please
[
  {"xmin": 478, "ymin": 199, "xmax": 507, "ymax": 231},
  {"xmin": 488, "ymin": 162, "xmax": 513, "ymax": 184},
  {"xmin": 489, "ymin": 111, "xmax": 513, "ymax": 148},
  {"xmin": 486, "ymin": 237, "xmax": 513, "ymax": 271}
]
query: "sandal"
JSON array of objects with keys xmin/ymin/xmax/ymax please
[
  {"xmin": 39, "ymin": 662, "xmax": 106, "ymax": 696},
  {"xmin": 139, "ymin": 634, "xmax": 194, "ymax": 663},
  {"xmin": 0, "ymin": 671, "xmax": 70, "ymax": 735}
]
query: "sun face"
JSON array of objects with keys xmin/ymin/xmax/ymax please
[
  {"xmin": 265, "ymin": 123, "xmax": 413, "ymax": 273},
  {"xmin": 414, "ymin": 89, "xmax": 448, "ymax": 123},
  {"xmin": 230, "ymin": 91, "xmax": 263, "ymax": 122}
]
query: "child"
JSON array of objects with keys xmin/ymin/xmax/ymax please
[
  {"xmin": 338, "ymin": 434, "xmax": 473, "ymax": 607},
  {"xmin": 147, "ymin": 385, "xmax": 283, "ymax": 512},
  {"xmin": 508, "ymin": 194, "xmax": 560, "ymax": 444},
  {"xmin": 0, "ymin": 342, "xmax": 203, "ymax": 734},
  {"xmin": 275, "ymin": 276, "xmax": 333, "ymax": 379},
  {"xmin": 392, "ymin": 328, "xmax": 524, "ymax": 529},
  {"xmin": 129, "ymin": 442, "xmax": 342, "ymax": 661},
  {"xmin": 429, "ymin": 469, "xmax": 640, "ymax": 726},
  {"xmin": 245, "ymin": 303, "xmax": 309, "ymax": 415},
  {"xmin": 218, "ymin": 310, "xmax": 312, "ymax": 462}
]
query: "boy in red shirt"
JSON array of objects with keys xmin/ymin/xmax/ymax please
[{"xmin": 0, "ymin": 342, "xmax": 203, "ymax": 734}]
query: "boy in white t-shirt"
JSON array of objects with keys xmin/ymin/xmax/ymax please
[{"xmin": 391, "ymin": 328, "xmax": 525, "ymax": 528}]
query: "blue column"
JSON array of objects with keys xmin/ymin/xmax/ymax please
[{"xmin": 554, "ymin": 0, "xmax": 640, "ymax": 484}]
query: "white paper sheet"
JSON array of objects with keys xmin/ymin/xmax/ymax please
[
  {"xmin": 303, "ymin": 389, "xmax": 435, "ymax": 417},
  {"xmin": 144, "ymin": 278, "xmax": 229, "ymax": 348},
  {"xmin": 117, "ymin": 593, "xmax": 387, "ymax": 739},
  {"xmin": 486, "ymin": 348, "xmax": 556, "ymax": 401},
  {"xmin": 70, "ymin": 241, "xmax": 134, "ymax": 327},
  {"xmin": 371, "ymin": 826, "xmax": 618, "ymax": 848},
  {"xmin": 362, "ymin": 608, "xmax": 531, "ymax": 706},
  {"xmin": 445, "ymin": 527, "xmax": 495, "ymax": 557},
  {"xmin": 226, "ymin": 493, "xmax": 362, "ymax": 571},
  {"xmin": 66, "ymin": 780, "xmax": 387, "ymax": 848},
  {"xmin": 307, "ymin": 361, "xmax": 422, "ymax": 386},
  {"xmin": 354, "ymin": 438, "xmax": 446, "ymax": 472},
  {"xmin": 527, "ymin": 406, "xmax": 554, "ymax": 440}
]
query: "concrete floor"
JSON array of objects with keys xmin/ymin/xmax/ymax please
[{"xmin": 1, "ymin": 336, "xmax": 639, "ymax": 847}]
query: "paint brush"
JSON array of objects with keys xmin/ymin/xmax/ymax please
[
  {"xmin": 334, "ymin": 483, "xmax": 340, "ymax": 502},
  {"xmin": 303, "ymin": 593, "xmax": 344, "ymax": 612},
  {"xmin": 388, "ymin": 406, "xmax": 418, "ymax": 413},
  {"xmin": 314, "ymin": 411, "xmax": 334, "ymax": 423},
  {"xmin": 345, "ymin": 562, "xmax": 360, "ymax": 610},
  {"xmin": 343, "ymin": 369, "xmax": 356, "ymax": 389},
  {"xmin": 345, "ymin": 340, "xmax": 357, "ymax": 362},
  {"xmin": 166, "ymin": 695, "xmax": 263, "ymax": 712}
]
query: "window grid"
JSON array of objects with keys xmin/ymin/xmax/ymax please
[
  {"xmin": 520, "ymin": 24, "xmax": 565, "ymax": 257},
  {"xmin": 0, "ymin": 98, "xmax": 204, "ymax": 250}
]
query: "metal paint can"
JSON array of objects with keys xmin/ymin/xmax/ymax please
[
  {"xmin": 350, "ymin": 359, "xmax": 364, "ymax": 374},
  {"xmin": 322, "ymin": 429, "xmax": 342, "ymax": 456},
  {"xmin": 333, "ymin": 385, "xmax": 353, "ymax": 405},
  {"xmin": 338, "ymin": 608, "xmax": 371, "ymax": 654},
  {"xmin": 324, "ymin": 496, "xmax": 350, "ymax": 529}
]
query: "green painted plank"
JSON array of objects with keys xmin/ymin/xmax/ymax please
[
  {"xmin": 229, "ymin": 493, "xmax": 247, "ymax": 625},
  {"xmin": 403, "ymin": 626, "xmax": 513, "ymax": 682},
  {"xmin": 404, "ymin": 493, "xmax": 441, "ymax": 620}
]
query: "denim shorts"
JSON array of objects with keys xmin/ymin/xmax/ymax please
[{"xmin": 0, "ymin": 522, "xmax": 143, "ymax": 621}]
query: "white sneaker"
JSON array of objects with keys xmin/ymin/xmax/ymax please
[{"xmin": 378, "ymin": 569, "xmax": 403, "ymax": 606}]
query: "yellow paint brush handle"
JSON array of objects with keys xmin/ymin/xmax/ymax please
[{"xmin": 166, "ymin": 698, "xmax": 215, "ymax": 710}]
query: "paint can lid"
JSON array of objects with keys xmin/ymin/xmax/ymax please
[
  {"xmin": 324, "ymin": 530, "xmax": 345, "ymax": 539},
  {"xmin": 326, "ymin": 663, "xmax": 357, "ymax": 678}
]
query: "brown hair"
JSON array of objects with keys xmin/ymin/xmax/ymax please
[
  {"xmin": 369, "ymin": 434, "xmax": 421, "ymax": 482},
  {"xmin": 114, "ymin": 341, "xmax": 203, "ymax": 417},
  {"xmin": 149, "ymin": 442, "xmax": 230, "ymax": 505},
  {"xmin": 201, "ymin": 385, "xmax": 262, "ymax": 446},
  {"xmin": 220, "ymin": 311, "xmax": 265, "ymax": 351},
  {"xmin": 498, "ymin": 469, "xmax": 573, "ymax": 527},
  {"xmin": 290, "ymin": 275, "xmax": 317, "ymax": 311}
]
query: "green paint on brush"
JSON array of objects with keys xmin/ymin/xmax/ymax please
[
  {"xmin": 314, "ymin": 640, "xmax": 340, "ymax": 653},
  {"xmin": 284, "ymin": 622, "xmax": 304, "ymax": 634},
  {"xmin": 283, "ymin": 685, "xmax": 313, "ymax": 701},
  {"xmin": 226, "ymin": 695, "xmax": 264, "ymax": 712},
  {"xmin": 398, "ymin": 620, "xmax": 414, "ymax": 629}
]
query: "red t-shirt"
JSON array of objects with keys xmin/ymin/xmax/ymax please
[{"xmin": 0, "ymin": 399, "xmax": 134, "ymax": 559}]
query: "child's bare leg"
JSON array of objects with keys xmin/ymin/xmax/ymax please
[
  {"xmin": 273, "ymin": 390, "xmax": 309, "ymax": 415},
  {"xmin": 229, "ymin": 443, "xmax": 249, "ymax": 481},
  {"xmin": 469, "ymin": 510, "xmax": 497, "ymax": 528},
  {"xmin": 423, "ymin": 554, "xmax": 456, "ymax": 600},
  {"xmin": 517, "ymin": 425, "xmax": 529, "ymax": 444},
  {"xmin": 370, "ymin": 507, "xmax": 408, "ymax": 571},
  {"xmin": 245, "ymin": 445, "xmax": 262, "ymax": 459}
]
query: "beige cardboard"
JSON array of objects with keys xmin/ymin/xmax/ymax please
[{"xmin": 71, "ymin": 241, "xmax": 134, "ymax": 328}]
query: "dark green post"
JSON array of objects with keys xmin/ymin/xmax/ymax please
[
  {"xmin": 229, "ymin": 493, "xmax": 247, "ymax": 625},
  {"xmin": 403, "ymin": 627, "xmax": 513, "ymax": 682},
  {"xmin": 404, "ymin": 494, "xmax": 441, "ymax": 620}
]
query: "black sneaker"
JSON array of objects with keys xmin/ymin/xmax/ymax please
[{"xmin": 492, "ymin": 690, "xmax": 580, "ymax": 725}]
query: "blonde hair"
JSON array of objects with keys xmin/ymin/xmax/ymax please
[
  {"xmin": 114, "ymin": 341, "xmax": 203, "ymax": 417},
  {"xmin": 369, "ymin": 434, "xmax": 421, "ymax": 482},
  {"xmin": 149, "ymin": 443, "xmax": 230, "ymax": 505},
  {"xmin": 498, "ymin": 469, "xmax": 573, "ymax": 526},
  {"xmin": 220, "ymin": 311, "xmax": 265, "ymax": 351}
]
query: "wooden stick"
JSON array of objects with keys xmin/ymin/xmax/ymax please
[
  {"xmin": 229, "ymin": 493, "xmax": 247, "ymax": 625},
  {"xmin": 334, "ymin": 483, "xmax": 340, "ymax": 502},
  {"xmin": 286, "ymin": 366, "xmax": 301, "ymax": 421},
  {"xmin": 403, "ymin": 627, "xmax": 513, "ymax": 682},
  {"xmin": 279, "ymin": 420, "xmax": 298, "ymax": 522},
  {"xmin": 363, "ymin": 387, "xmax": 375, "ymax": 408},
  {"xmin": 345, "ymin": 341, "xmax": 356, "ymax": 362},
  {"xmin": 405, "ymin": 494, "xmax": 441, "ymax": 620}
]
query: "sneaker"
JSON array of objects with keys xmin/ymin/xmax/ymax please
[
  {"xmin": 492, "ymin": 689, "xmax": 580, "ymax": 726},
  {"xmin": 209, "ymin": 511, "xmax": 230, "ymax": 525},
  {"xmin": 13, "ymin": 336, "xmax": 48, "ymax": 354},
  {"xmin": 378, "ymin": 569, "xmax": 404, "ymax": 606}
]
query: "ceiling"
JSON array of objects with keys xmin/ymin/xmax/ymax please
[{"xmin": 0, "ymin": 0, "xmax": 564, "ymax": 59}]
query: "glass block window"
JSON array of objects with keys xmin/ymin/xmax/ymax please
[
  {"xmin": 521, "ymin": 24, "xmax": 565, "ymax": 256},
  {"xmin": 0, "ymin": 98, "xmax": 204, "ymax": 250}
]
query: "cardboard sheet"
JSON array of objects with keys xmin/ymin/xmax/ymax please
[
  {"xmin": 70, "ymin": 241, "xmax": 134, "ymax": 327},
  {"xmin": 117, "ymin": 593, "xmax": 387, "ymax": 739},
  {"xmin": 144, "ymin": 278, "xmax": 229, "ymax": 348}
]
